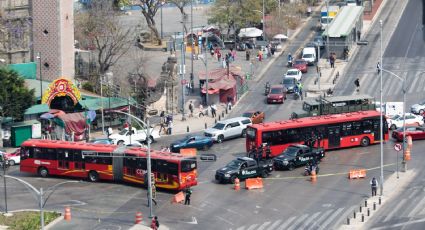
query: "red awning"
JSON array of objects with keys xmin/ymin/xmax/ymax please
[
  {"xmin": 198, "ymin": 66, "xmax": 244, "ymax": 81},
  {"xmin": 201, "ymin": 88, "xmax": 220, "ymax": 94}
]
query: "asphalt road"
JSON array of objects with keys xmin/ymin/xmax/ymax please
[{"xmin": 1, "ymin": 1, "xmax": 421, "ymax": 230}]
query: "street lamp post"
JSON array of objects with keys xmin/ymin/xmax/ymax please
[
  {"xmin": 262, "ymin": 0, "xmax": 265, "ymax": 42},
  {"xmin": 0, "ymin": 175, "xmax": 80, "ymax": 230},
  {"xmin": 181, "ymin": 11, "xmax": 187, "ymax": 121},
  {"xmin": 108, "ymin": 110, "xmax": 154, "ymax": 218},
  {"xmin": 160, "ymin": 1, "xmax": 164, "ymax": 39},
  {"xmin": 36, "ymin": 52, "xmax": 43, "ymax": 100},
  {"xmin": 190, "ymin": 0, "xmax": 194, "ymax": 94},
  {"xmin": 2, "ymin": 159, "xmax": 8, "ymax": 214},
  {"xmin": 379, "ymin": 20, "xmax": 384, "ymax": 196},
  {"xmin": 326, "ymin": 0, "xmax": 330, "ymax": 59},
  {"xmin": 199, "ymin": 35, "xmax": 209, "ymax": 106}
]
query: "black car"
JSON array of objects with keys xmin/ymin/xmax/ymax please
[
  {"xmin": 215, "ymin": 157, "xmax": 273, "ymax": 184},
  {"xmin": 273, "ymin": 144, "xmax": 325, "ymax": 170},
  {"xmin": 282, "ymin": 77, "xmax": 298, "ymax": 93}
]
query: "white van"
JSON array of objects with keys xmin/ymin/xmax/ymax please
[{"xmin": 302, "ymin": 47, "xmax": 316, "ymax": 65}]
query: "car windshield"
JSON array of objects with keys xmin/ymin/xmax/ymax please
[
  {"xmin": 118, "ymin": 129, "xmax": 128, "ymax": 135},
  {"xmin": 282, "ymin": 146, "xmax": 299, "ymax": 157},
  {"xmin": 294, "ymin": 60, "xmax": 305, "ymax": 65},
  {"xmin": 303, "ymin": 54, "xmax": 313, "ymax": 58},
  {"xmin": 226, "ymin": 160, "xmax": 243, "ymax": 168},
  {"xmin": 287, "ymin": 70, "xmax": 298, "ymax": 75},
  {"xmin": 283, "ymin": 78, "xmax": 295, "ymax": 84},
  {"xmin": 213, "ymin": 123, "xmax": 225, "ymax": 130},
  {"xmin": 242, "ymin": 112, "xmax": 253, "ymax": 118},
  {"xmin": 270, "ymin": 88, "xmax": 282, "ymax": 94}
]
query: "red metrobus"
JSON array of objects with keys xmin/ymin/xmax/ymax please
[
  {"xmin": 246, "ymin": 110, "xmax": 389, "ymax": 157},
  {"xmin": 20, "ymin": 139, "xmax": 197, "ymax": 190}
]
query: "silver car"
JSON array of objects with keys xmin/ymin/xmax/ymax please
[{"xmin": 204, "ymin": 117, "xmax": 252, "ymax": 143}]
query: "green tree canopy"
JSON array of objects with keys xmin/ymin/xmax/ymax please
[{"xmin": 0, "ymin": 68, "xmax": 35, "ymax": 121}]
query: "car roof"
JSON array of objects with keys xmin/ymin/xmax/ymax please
[
  {"xmin": 289, "ymin": 144, "xmax": 308, "ymax": 148},
  {"xmin": 287, "ymin": 68, "xmax": 299, "ymax": 72},
  {"xmin": 218, "ymin": 117, "xmax": 251, "ymax": 124},
  {"xmin": 294, "ymin": 59, "xmax": 306, "ymax": 62},
  {"xmin": 237, "ymin": 156, "xmax": 254, "ymax": 161}
]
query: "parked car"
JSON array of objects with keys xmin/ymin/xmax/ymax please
[
  {"xmin": 273, "ymin": 144, "xmax": 325, "ymax": 170},
  {"xmin": 215, "ymin": 157, "xmax": 273, "ymax": 184},
  {"xmin": 4, "ymin": 149, "xmax": 20, "ymax": 166},
  {"xmin": 293, "ymin": 59, "xmax": 308, "ymax": 73},
  {"xmin": 313, "ymin": 35, "xmax": 325, "ymax": 49},
  {"xmin": 109, "ymin": 127, "xmax": 160, "ymax": 145},
  {"xmin": 282, "ymin": 77, "xmax": 298, "ymax": 93},
  {"xmin": 267, "ymin": 85, "xmax": 287, "ymax": 104},
  {"xmin": 392, "ymin": 126, "xmax": 425, "ymax": 141},
  {"xmin": 388, "ymin": 113, "xmax": 424, "ymax": 130},
  {"xmin": 410, "ymin": 100, "xmax": 425, "ymax": 114},
  {"xmin": 170, "ymin": 135, "xmax": 214, "ymax": 152},
  {"xmin": 242, "ymin": 111, "xmax": 265, "ymax": 124},
  {"xmin": 204, "ymin": 117, "xmax": 252, "ymax": 143},
  {"xmin": 285, "ymin": 68, "xmax": 302, "ymax": 81}
]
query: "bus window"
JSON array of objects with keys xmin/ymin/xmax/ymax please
[
  {"xmin": 168, "ymin": 162, "xmax": 178, "ymax": 175},
  {"xmin": 342, "ymin": 123, "xmax": 352, "ymax": 136},
  {"xmin": 181, "ymin": 158, "xmax": 197, "ymax": 172},
  {"xmin": 156, "ymin": 160, "xmax": 169, "ymax": 174},
  {"xmin": 137, "ymin": 158, "xmax": 147, "ymax": 170},
  {"xmin": 246, "ymin": 127, "xmax": 256, "ymax": 140}
]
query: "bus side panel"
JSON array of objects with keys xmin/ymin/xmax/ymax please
[
  {"xmin": 85, "ymin": 163, "xmax": 113, "ymax": 180},
  {"xmin": 339, "ymin": 134, "xmax": 376, "ymax": 148}
]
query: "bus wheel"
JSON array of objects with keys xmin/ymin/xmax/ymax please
[
  {"xmin": 360, "ymin": 137, "xmax": 370, "ymax": 147},
  {"xmin": 38, "ymin": 167, "xmax": 49, "ymax": 178},
  {"xmin": 88, "ymin": 171, "xmax": 99, "ymax": 182},
  {"xmin": 8, "ymin": 160, "xmax": 15, "ymax": 166}
]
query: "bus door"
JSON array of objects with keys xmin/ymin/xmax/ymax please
[
  {"xmin": 113, "ymin": 147, "xmax": 125, "ymax": 182},
  {"xmin": 72, "ymin": 150, "xmax": 85, "ymax": 171},
  {"xmin": 57, "ymin": 149, "xmax": 70, "ymax": 170},
  {"xmin": 328, "ymin": 126, "xmax": 341, "ymax": 148},
  {"xmin": 156, "ymin": 160, "xmax": 169, "ymax": 184}
]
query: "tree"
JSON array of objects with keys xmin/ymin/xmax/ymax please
[
  {"xmin": 167, "ymin": 0, "xmax": 191, "ymax": 34},
  {"xmin": 75, "ymin": 0, "xmax": 134, "ymax": 92},
  {"xmin": 135, "ymin": 0, "xmax": 162, "ymax": 45},
  {"xmin": 0, "ymin": 68, "xmax": 35, "ymax": 121}
]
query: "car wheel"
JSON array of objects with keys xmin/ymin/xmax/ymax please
[
  {"xmin": 390, "ymin": 124, "xmax": 396, "ymax": 130},
  {"xmin": 288, "ymin": 163, "xmax": 295, "ymax": 171},
  {"xmin": 230, "ymin": 175, "xmax": 236, "ymax": 184},
  {"xmin": 8, "ymin": 160, "xmax": 15, "ymax": 166},
  {"xmin": 38, "ymin": 167, "xmax": 49, "ymax": 178},
  {"xmin": 202, "ymin": 144, "xmax": 209, "ymax": 151},
  {"xmin": 217, "ymin": 135, "xmax": 224, "ymax": 143},
  {"xmin": 88, "ymin": 171, "xmax": 99, "ymax": 182},
  {"xmin": 117, "ymin": 140, "xmax": 124, "ymax": 146},
  {"xmin": 241, "ymin": 129, "xmax": 246, "ymax": 137},
  {"xmin": 261, "ymin": 171, "xmax": 268, "ymax": 178},
  {"xmin": 145, "ymin": 136, "xmax": 154, "ymax": 144},
  {"xmin": 360, "ymin": 137, "xmax": 370, "ymax": 147}
]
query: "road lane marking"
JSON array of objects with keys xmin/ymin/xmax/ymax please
[
  {"xmin": 371, "ymin": 217, "xmax": 425, "ymax": 230},
  {"xmin": 383, "ymin": 198, "xmax": 407, "ymax": 222},
  {"xmin": 286, "ymin": 214, "xmax": 309, "ymax": 230},
  {"xmin": 408, "ymin": 188, "xmax": 421, "ymax": 199},
  {"xmin": 332, "ymin": 205, "xmax": 357, "ymax": 228},
  {"xmin": 299, "ymin": 211, "xmax": 321, "ymax": 229},
  {"xmin": 319, "ymin": 207, "xmax": 344, "ymax": 229},
  {"xmin": 308, "ymin": 209, "xmax": 333, "ymax": 230},
  {"xmin": 407, "ymin": 195, "xmax": 425, "ymax": 217},
  {"xmin": 216, "ymin": 216, "xmax": 233, "ymax": 226},
  {"xmin": 266, "ymin": 219, "xmax": 282, "ymax": 230},
  {"xmin": 257, "ymin": 221, "xmax": 271, "ymax": 230},
  {"xmin": 246, "ymin": 224, "xmax": 258, "ymax": 230},
  {"xmin": 276, "ymin": 216, "xmax": 297, "ymax": 230}
]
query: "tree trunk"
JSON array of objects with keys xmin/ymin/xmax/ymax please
[
  {"xmin": 177, "ymin": 7, "xmax": 188, "ymax": 34},
  {"xmin": 142, "ymin": 12, "xmax": 162, "ymax": 46}
]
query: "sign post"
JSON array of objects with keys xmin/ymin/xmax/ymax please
[{"xmin": 394, "ymin": 143, "xmax": 402, "ymax": 178}]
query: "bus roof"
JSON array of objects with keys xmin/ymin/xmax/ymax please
[
  {"xmin": 250, "ymin": 110, "xmax": 381, "ymax": 131},
  {"xmin": 124, "ymin": 147, "xmax": 194, "ymax": 161},
  {"xmin": 304, "ymin": 95, "xmax": 374, "ymax": 106},
  {"xmin": 21, "ymin": 139, "xmax": 117, "ymax": 152}
]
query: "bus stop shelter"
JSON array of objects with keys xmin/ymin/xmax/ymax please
[{"xmin": 322, "ymin": 6, "xmax": 364, "ymax": 58}]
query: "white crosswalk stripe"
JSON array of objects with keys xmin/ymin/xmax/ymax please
[
  {"xmin": 307, "ymin": 209, "xmax": 333, "ymax": 230},
  {"xmin": 236, "ymin": 227, "xmax": 245, "ymax": 230},
  {"xmin": 414, "ymin": 72, "xmax": 425, "ymax": 93},
  {"xmin": 276, "ymin": 216, "xmax": 297, "ymax": 230},
  {"xmin": 407, "ymin": 71, "xmax": 421, "ymax": 93},
  {"xmin": 383, "ymin": 198, "xmax": 407, "ymax": 222},
  {"xmin": 257, "ymin": 221, "xmax": 271, "ymax": 230},
  {"xmin": 298, "ymin": 211, "xmax": 321, "ymax": 229},
  {"xmin": 319, "ymin": 207, "xmax": 344, "ymax": 230},
  {"xmin": 246, "ymin": 224, "xmax": 258, "ymax": 230},
  {"xmin": 331, "ymin": 205, "xmax": 357, "ymax": 228},
  {"xmin": 286, "ymin": 214, "xmax": 309, "ymax": 230},
  {"xmin": 266, "ymin": 219, "xmax": 282, "ymax": 230},
  {"xmin": 407, "ymin": 194, "xmax": 425, "ymax": 217}
]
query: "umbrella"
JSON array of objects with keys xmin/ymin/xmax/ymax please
[
  {"xmin": 273, "ymin": 34, "xmax": 288, "ymax": 40},
  {"xmin": 238, "ymin": 28, "xmax": 263, "ymax": 38}
]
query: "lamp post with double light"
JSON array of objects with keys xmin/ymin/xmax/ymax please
[{"xmin": 36, "ymin": 52, "xmax": 43, "ymax": 100}]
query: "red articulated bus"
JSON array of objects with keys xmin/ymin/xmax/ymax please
[
  {"xmin": 246, "ymin": 110, "xmax": 389, "ymax": 157},
  {"xmin": 20, "ymin": 139, "xmax": 197, "ymax": 190}
]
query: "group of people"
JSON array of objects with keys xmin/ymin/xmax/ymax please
[
  {"xmin": 248, "ymin": 143, "xmax": 271, "ymax": 161},
  {"xmin": 159, "ymin": 112, "xmax": 173, "ymax": 135},
  {"xmin": 209, "ymin": 44, "xmax": 237, "ymax": 69},
  {"xmin": 188, "ymin": 101, "xmax": 219, "ymax": 118}
]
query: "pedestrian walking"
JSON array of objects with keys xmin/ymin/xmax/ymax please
[
  {"xmin": 147, "ymin": 190, "xmax": 157, "ymax": 206},
  {"xmin": 107, "ymin": 127, "xmax": 113, "ymax": 138},
  {"xmin": 258, "ymin": 50, "xmax": 263, "ymax": 62},
  {"xmin": 354, "ymin": 78, "xmax": 360, "ymax": 92},
  {"xmin": 377, "ymin": 62, "xmax": 381, "ymax": 74},
  {"xmin": 297, "ymin": 82, "xmax": 304, "ymax": 100},
  {"xmin": 184, "ymin": 187, "xmax": 192, "ymax": 205},
  {"xmin": 211, "ymin": 104, "xmax": 217, "ymax": 117},
  {"xmin": 329, "ymin": 53, "xmax": 335, "ymax": 68},
  {"xmin": 198, "ymin": 104, "xmax": 205, "ymax": 117},
  {"xmin": 189, "ymin": 101, "xmax": 194, "ymax": 117},
  {"xmin": 167, "ymin": 120, "xmax": 173, "ymax": 135},
  {"xmin": 370, "ymin": 177, "xmax": 378, "ymax": 196},
  {"xmin": 151, "ymin": 216, "xmax": 160, "ymax": 230},
  {"xmin": 246, "ymin": 49, "xmax": 251, "ymax": 61},
  {"xmin": 231, "ymin": 48, "xmax": 236, "ymax": 61}
]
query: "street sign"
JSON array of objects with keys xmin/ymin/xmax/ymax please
[{"xmin": 394, "ymin": 143, "xmax": 402, "ymax": 151}]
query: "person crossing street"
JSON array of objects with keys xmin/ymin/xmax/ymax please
[
  {"xmin": 184, "ymin": 187, "xmax": 192, "ymax": 205},
  {"xmin": 370, "ymin": 177, "xmax": 378, "ymax": 196}
]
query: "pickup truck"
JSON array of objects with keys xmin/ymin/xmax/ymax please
[
  {"xmin": 109, "ymin": 127, "xmax": 160, "ymax": 146},
  {"xmin": 215, "ymin": 157, "xmax": 273, "ymax": 184},
  {"xmin": 273, "ymin": 144, "xmax": 325, "ymax": 170}
]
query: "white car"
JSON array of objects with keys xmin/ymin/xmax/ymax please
[
  {"xmin": 388, "ymin": 113, "xmax": 424, "ymax": 130},
  {"xmin": 2, "ymin": 149, "xmax": 20, "ymax": 166},
  {"xmin": 109, "ymin": 127, "xmax": 160, "ymax": 146},
  {"xmin": 410, "ymin": 101, "xmax": 425, "ymax": 114},
  {"xmin": 285, "ymin": 69, "xmax": 302, "ymax": 82}
]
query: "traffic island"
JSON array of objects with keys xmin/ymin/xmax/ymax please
[{"xmin": 0, "ymin": 210, "xmax": 61, "ymax": 230}]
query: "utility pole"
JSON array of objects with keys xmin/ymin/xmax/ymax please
[
  {"xmin": 181, "ymin": 11, "xmax": 187, "ymax": 121},
  {"xmin": 205, "ymin": 34, "xmax": 209, "ymax": 106},
  {"xmin": 262, "ymin": 0, "xmax": 266, "ymax": 41},
  {"xmin": 190, "ymin": 0, "xmax": 194, "ymax": 94},
  {"xmin": 326, "ymin": 0, "xmax": 330, "ymax": 59},
  {"xmin": 379, "ymin": 19, "xmax": 384, "ymax": 196}
]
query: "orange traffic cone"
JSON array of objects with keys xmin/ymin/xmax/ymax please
[
  {"xmin": 310, "ymin": 170, "xmax": 317, "ymax": 183},
  {"xmin": 135, "ymin": 211, "xmax": 143, "ymax": 224},
  {"xmin": 404, "ymin": 148, "xmax": 411, "ymax": 161},
  {"xmin": 234, "ymin": 178, "xmax": 240, "ymax": 190},
  {"xmin": 64, "ymin": 206, "xmax": 71, "ymax": 221}
]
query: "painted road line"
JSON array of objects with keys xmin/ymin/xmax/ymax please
[
  {"xmin": 257, "ymin": 221, "xmax": 271, "ymax": 230},
  {"xmin": 245, "ymin": 224, "xmax": 258, "ymax": 230},
  {"xmin": 216, "ymin": 216, "xmax": 233, "ymax": 226},
  {"xmin": 265, "ymin": 219, "xmax": 282, "ymax": 230},
  {"xmin": 332, "ymin": 205, "xmax": 357, "ymax": 228},
  {"xmin": 276, "ymin": 216, "xmax": 297, "ymax": 230},
  {"xmin": 408, "ymin": 188, "xmax": 421, "ymax": 199},
  {"xmin": 408, "ymin": 71, "xmax": 421, "ymax": 93},
  {"xmin": 299, "ymin": 211, "xmax": 321, "ymax": 229},
  {"xmin": 407, "ymin": 194, "xmax": 425, "ymax": 217},
  {"xmin": 286, "ymin": 214, "xmax": 309, "ymax": 230},
  {"xmin": 319, "ymin": 207, "xmax": 344, "ymax": 230},
  {"xmin": 308, "ymin": 209, "xmax": 333, "ymax": 230},
  {"xmin": 383, "ymin": 198, "xmax": 407, "ymax": 222},
  {"xmin": 371, "ymin": 217, "xmax": 425, "ymax": 230}
]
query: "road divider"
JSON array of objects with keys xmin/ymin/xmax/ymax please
[
  {"xmin": 348, "ymin": 169, "xmax": 367, "ymax": 179},
  {"xmin": 245, "ymin": 178, "xmax": 263, "ymax": 190},
  {"xmin": 172, "ymin": 191, "xmax": 185, "ymax": 204}
]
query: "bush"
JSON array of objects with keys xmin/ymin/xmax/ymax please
[
  {"xmin": 82, "ymin": 82, "xmax": 95, "ymax": 92},
  {"xmin": 0, "ymin": 211, "xmax": 61, "ymax": 230}
]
